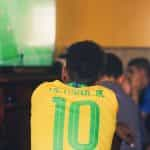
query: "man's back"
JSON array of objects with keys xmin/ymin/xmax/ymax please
[
  {"xmin": 101, "ymin": 81, "xmax": 142, "ymax": 150},
  {"xmin": 31, "ymin": 80, "xmax": 118, "ymax": 150}
]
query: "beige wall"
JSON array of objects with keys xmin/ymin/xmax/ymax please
[
  {"xmin": 106, "ymin": 48, "xmax": 150, "ymax": 66},
  {"xmin": 56, "ymin": 0, "xmax": 150, "ymax": 54}
]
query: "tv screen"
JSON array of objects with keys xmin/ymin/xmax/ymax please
[{"xmin": 0, "ymin": 0, "xmax": 55, "ymax": 66}]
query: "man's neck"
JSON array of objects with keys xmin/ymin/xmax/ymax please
[{"xmin": 99, "ymin": 76, "xmax": 116, "ymax": 83}]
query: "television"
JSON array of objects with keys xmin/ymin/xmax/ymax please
[{"xmin": 0, "ymin": 0, "xmax": 55, "ymax": 66}]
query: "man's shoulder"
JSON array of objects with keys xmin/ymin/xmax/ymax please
[
  {"xmin": 34, "ymin": 81, "xmax": 52, "ymax": 91},
  {"xmin": 95, "ymin": 84, "xmax": 119, "ymax": 111},
  {"xmin": 34, "ymin": 80, "xmax": 63, "ymax": 90},
  {"xmin": 96, "ymin": 82, "xmax": 115, "ymax": 93},
  {"xmin": 101, "ymin": 81, "xmax": 127, "ymax": 98},
  {"xmin": 101, "ymin": 81, "xmax": 136, "ymax": 107},
  {"xmin": 101, "ymin": 81, "xmax": 121, "ymax": 93},
  {"xmin": 31, "ymin": 80, "xmax": 60, "ymax": 98}
]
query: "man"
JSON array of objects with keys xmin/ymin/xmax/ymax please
[
  {"xmin": 31, "ymin": 41, "xmax": 118, "ymax": 150},
  {"xmin": 127, "ymin": 58, "xmax": 150, "ymax": 147},
  {"xmin": 127, "ymin": 58, "xmax": 150, "ymax": 104},
  {"xmin": 99, "ymin": 53, "xmax": 142, "ymax": 150}
]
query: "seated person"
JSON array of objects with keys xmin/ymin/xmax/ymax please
[
  {"xmin": 31, "ymin": 41, "xmax": 118, "ymax": 150},
  {"xmin": 98, "ymin": 53, "xmax": 142, "ymax": 150}
]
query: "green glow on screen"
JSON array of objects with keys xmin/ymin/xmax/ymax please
[{"xmin": 0, "ymin": 0, "xmax": 55, "ymax": 66}]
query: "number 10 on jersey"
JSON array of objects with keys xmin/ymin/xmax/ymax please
[{"xmin": 53, "ymin": 97, "xmax": 100, "ymax": 150}]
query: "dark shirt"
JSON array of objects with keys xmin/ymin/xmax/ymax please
[
  {"xmin": 140, "ymin": 85, "xmax": 150, "ymax": 114},
  {"xmin": 101, "ymin": 81, "xmax": 142, "ymax": 150},
  {"xmin": 140, "ymin": 85, "xmax": 150, "ymax": 144}
]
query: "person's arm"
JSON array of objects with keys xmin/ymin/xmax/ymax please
[
  {"xmin": 112, "ymin": 122, "xmax": 135, "ymax": 150},
  {"xmin": 116, "ymin": 122, "xmax": 135, "ymax": 146}
]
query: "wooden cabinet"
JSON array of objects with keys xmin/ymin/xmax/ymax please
[{"xmin": 0, "ymin": 67, "xmax": 55, "ymax": 150}]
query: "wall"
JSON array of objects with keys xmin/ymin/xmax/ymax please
[
  {"xmin": 56, "ymin": 0, "xmax": 150, "ymax": 53},
  {"xmin": 106, "ymin": 48, "xmax": 150, "ymax": 66}
]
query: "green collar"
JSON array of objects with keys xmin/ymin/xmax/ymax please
[{"xmin": 68, "ymin": 82, "xmax": 86, "ymax": 88}]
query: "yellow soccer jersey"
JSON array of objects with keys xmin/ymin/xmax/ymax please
[{"xmin": 31, "ymin": 80, "xmax": 118, "ymax": 150}]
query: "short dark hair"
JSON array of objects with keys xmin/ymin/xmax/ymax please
[
  {"xmin": 51, "ymin": 61, "xmax": 63, "ymax": 80},
  {"xmin": 104, "ymin": 53, "xmax": 123, "ymax": 79},
  {"xmin": 65, "ymin": 41, "xmax": 106, "ymax": 85},
  {"xmin": 128, "ymin": 58, "xmax": 150, "ymax": 76}
]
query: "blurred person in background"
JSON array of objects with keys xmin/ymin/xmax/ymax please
[
  {"xmin": 127, "ymin": 58, "xmax": 150, "ymax": 148},
  {"xmin": 98, "ymin": 53, "xmax": 142, "ymax": 150},
  {"xmin": 127, "ymin": 58, "xmax": 150, "ymax": 105}
]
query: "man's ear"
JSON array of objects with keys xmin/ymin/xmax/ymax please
[
  {"xmin": 95, "ymin": 75, "xmax": 107, "ymax": 85},
  {"xmin": 61, "ymin": 66, "xmax": 69, "ymax": 83},
  {"xmin": 117, "ymin": 75, "xmax": 125, "ymax": 84}
]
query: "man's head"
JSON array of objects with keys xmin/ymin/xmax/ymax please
[
  {"xmin": 100, "ymin": 53, "xmax": 132, "ymax": 94},
  {"xmin": 127, "ymin": 58, "xmax": 150, "ymax": 90},
  {"xmin": 62, "ymin": 41, "xmax": 106, "ymax": 85},
  {"xmin": 102, "ymin": 53, "xmax": 123, "ymax": 83}
]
